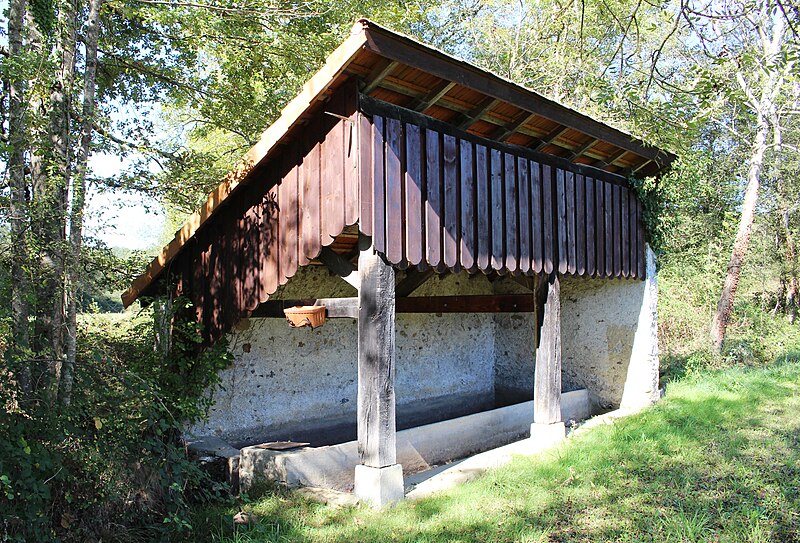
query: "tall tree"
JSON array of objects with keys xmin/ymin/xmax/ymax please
[
  {"xmin": 699, "ymin": 1, "xmax": 798, "ymax": 351},
  {"xmin": 7, "ymin": 0, "xmax": 32, "ymax": 395},
  {"xmin": 60, "ymin": 0, "xmax": 103, "ymax": 405}
]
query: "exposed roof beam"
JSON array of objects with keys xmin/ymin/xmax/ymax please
[
  {"xmin": 594, "ymin": 147, "xmax": 628, "ymax": 169},
  {"xmin": 318, "ymin": 246, "xmax": 360, "ymax": 290},
  {"xmin": 411, "ymin": 80, "xmax": 456, "ymax": 111},
  {"xmin": 456, "ymin": 97, "xmax": 500, "ymax": 130},
  {"xmin": 632, "ymin": 158, "xmax": 653, "ymax": 174},
  {"xmin": 362, "ymin": 59, "xmax": 400, "ymax": 94},
  {"xmin": 494, "ymin": 111, "xmax": 537, "ymax": 141},
  {"xmin": 568, "ymin": 138, "xmax": 598, "ymax": 162},
  {"xmin": 533, "ymin": 125, "xmax": 569, "ymax": 151}
]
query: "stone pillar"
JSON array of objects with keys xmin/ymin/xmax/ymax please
[
  {"xmin": 531, "ymin": 273, "xmax": 566, "ymax": 444},
  {"xmin": 354, "ymin": 241, "xmax": 404, "ymax": 507},
  {"xmin": 620, "ymin": 244, "xmax": 660, "ymax": 411}
]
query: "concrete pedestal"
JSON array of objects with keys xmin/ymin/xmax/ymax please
[
  {"xmin": 354, "ymin": 464, "xmax": 404, "ymax": 508},
  {"xmin": 529, "ymin": 422, "xmax": 566, "ymax": 448}
]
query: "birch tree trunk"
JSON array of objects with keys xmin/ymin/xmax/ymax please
[
  {"xmin": 59, "ymin": 0, "xmax": 102, "ymax": 405},
  {"xmin": 782, "ymin": 207, "xmax": 798, "ymax": 324},
  {"xmin": 7, "ymin": 0, "xmax": 32, "ymax": 395},
  {"xmin": 710, "ymin": 9, "xmax": 790, "ymax": 352},
  {"xmin": 711, "ymin": 113, "xmax": 769, "ymax": 351}
]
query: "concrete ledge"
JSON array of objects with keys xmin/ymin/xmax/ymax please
[{"xmin": 239, "ymin": 389, "xmax": 590, "ymax": 492}]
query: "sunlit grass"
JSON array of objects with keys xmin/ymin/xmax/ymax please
[{"xmin": 193, "ymin": 361, "xmax": 800, "ymax": 542}]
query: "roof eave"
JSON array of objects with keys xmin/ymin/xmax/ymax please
[{"xmin": 121, "ymin": 22, "xmax": 371, "ymax": 308}]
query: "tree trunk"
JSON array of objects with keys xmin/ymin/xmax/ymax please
[
  {"xmin": 59, "ymin": 0, "xmax": 102, "ymax": 405},
  {"xmin": 25, "ymin": 9, "xmax": 59, "ymax": 396},
  {"xmin": 7, "ymin": 0, "xmax": 32, "ymax": 395},
  {"xmin": 45, "ymin": 0, "xmax": 78, "ymax": 387},
  {"xmin": 710, "ymin": 113, "xmax": 769, "ymax": 352},
  {"xmin": 782, "ymin": 207, "xmax": 798, "ymax": 324}
]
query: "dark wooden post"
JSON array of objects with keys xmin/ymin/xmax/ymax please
[
  {"xmin": 532, "ymin": 273, "xmax": 566, "ymax": 441},
  {"xmin": 354, "ymin": 237, "xmax": 404, "ymax": 507}
]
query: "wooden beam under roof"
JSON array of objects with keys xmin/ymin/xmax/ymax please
[
  {"xmin": 362, "ymin": 59, "xmax": 400, "ymax": 94},
  {"xmin": 568, "ymin": 138, "xmax": 598, "ymax": 162},
  {"xmin": 533, "ymin": 125, "xmax": 569, "ymax": 152},
  {"xmin": 494, "ymin": 111, "xmax": 537, "ymax": 141},
  {"xmin": 410, "ymin": 80, "xmax": 456, "ymax": 111},
  {"xmin": 594, "ymin": 147, "xmax": 628, "ymax": 169},
  {"xmin": 252, "ymin": 294, "xmax": 538, "ymax": 317},
  {"xmin": 456, "ymin": 97, "xmax": 500, "ymax": 130},
  {"xmin": 632, "ymin": 158, "xmax": 653, "ymax": 174}
]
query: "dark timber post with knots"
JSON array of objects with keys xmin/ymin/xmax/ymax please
[{"xmin": 354, "ymin": 236, "xmax": 404, "ymax": 507}]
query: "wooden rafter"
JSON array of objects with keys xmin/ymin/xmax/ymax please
[
  {"xmin": 594, "ymin": 147, "xmax": 628, "ymax": 169},
  {"xmin": 456, "ymin": 97, "xmax": 499, "ymax": 130},
  {"xmin": 533, "ymin": 125, "xmax": 569, "ymax": 151},
  {"xmin": 494, "ymin": 111, "xmax": 537, "ymax": 141},
  {"xmin": 568, "ymin": 138, "xmax": 598, "ymax": 162},
  {"xmin": 410, "ymin": 80, "xmax": 456, "ymax": 112},
  {"xmin": 632, "ymin": 158, "xmax": 653, "ymax": 174},
  {"xmin": 362, "ymin": 59, "xmax": 400, "ymax": 94}
]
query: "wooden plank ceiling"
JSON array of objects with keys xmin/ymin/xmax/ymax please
[{"xmin": 346, "ymin": 21, "xmax": 673, "ymax": 178}]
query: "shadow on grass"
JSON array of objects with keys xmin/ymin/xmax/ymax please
[{"xmin": 197, "ymin": 360, "xmax": 800, "ymax": 543}]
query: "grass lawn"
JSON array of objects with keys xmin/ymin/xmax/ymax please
[{"xmin": 194, "ymin": 361, "xmax": 800, "ymax": 542}]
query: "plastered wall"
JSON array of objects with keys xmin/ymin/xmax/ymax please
[
  {"xmin": 559, "ymin": 277, "xmax": 641, "ymax": 410},
  {"xmin": 189, "ymin": 251, "xmax": 658, "ymax": 446},
  {"xmin": 188, "ymin": 266, "xmax": 498, "ymax": 447}
]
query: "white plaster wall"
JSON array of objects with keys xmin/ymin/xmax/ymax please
[
  {"xmin": 489, "ymin": 264, "xmax": 658, "ymax": 414},
  {"xmin": 560, "ymin": 273, "xmax": 652, "ymax": 411},
  {"xmin": 189, "ymin": 256, "xmax": 658, "ymax": 446},
  {"xmin": 491, "ymin": 278, "xmax": 537, "ymax": 404},
  {"xmin": 189, "ymin": 267, "xmax": 497, "ymax": 447}
]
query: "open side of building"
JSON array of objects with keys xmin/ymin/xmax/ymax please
[{"xmin": 123, "ymin": 20, "xmax": 671, "ymax": 507}]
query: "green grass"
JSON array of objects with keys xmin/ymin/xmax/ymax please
[{"xmin": 193, "ymin": 361, "xmax": 800, "ymax": 543}]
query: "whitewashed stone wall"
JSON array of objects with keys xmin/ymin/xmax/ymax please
[
  {"xmin": 189, "ymin": 251, "xmax": 658, "ymax": 446},
  {"xmin": 559, "ymin": 248, "xmax": 659, "ymax": 411},
  {"xmin": 188, "ymin": 267, "xmax": 497, "ymax": 447}
]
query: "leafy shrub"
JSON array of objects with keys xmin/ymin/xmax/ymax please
[{"xmin": 0, "ymin": 298, "xmax": 232, "ymax": 542}]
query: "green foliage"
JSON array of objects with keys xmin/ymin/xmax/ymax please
[{"xmin": 0, "ymin": 299, "xmax": 233, "ymax": 542}]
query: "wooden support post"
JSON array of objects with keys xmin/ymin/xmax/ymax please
[
  {"xmin": 531, "ymin": 273, "xmax": 566, "ymax": 444},
  {"xmin": 354, "ymin": 239, "xmax": 403, "ymax": 507}
]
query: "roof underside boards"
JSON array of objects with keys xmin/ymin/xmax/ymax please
[{"xmin": 123, "ymin": 19, "xmax": 673, "ymax": 309}]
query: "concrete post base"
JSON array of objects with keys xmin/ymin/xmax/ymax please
[
  {"xmin": 529, "ymin": 422, "xmax": 566, "ymax": 447},
  {"xmin": 354, "ymin": 464, "xmax": 404, "ymax": 508}
]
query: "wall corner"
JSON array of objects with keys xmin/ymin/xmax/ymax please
[{"xmin": 620, "ymin": 244, "xmax": 660, "ymax": 411}]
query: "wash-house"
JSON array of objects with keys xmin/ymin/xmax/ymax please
[{"xmin": 123, "ymin": 20, "xmax": 674, "ymax": 507}]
